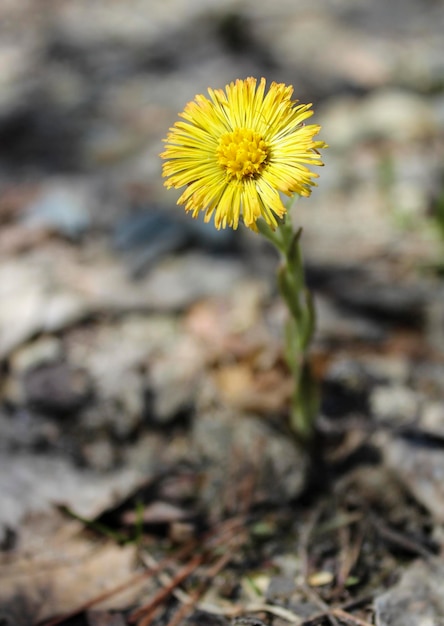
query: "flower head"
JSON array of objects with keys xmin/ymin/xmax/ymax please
[{"xmin": 161, "ymin": 77, "xmax": 327, "ymax": 231}]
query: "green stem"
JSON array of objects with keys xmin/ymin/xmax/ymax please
[{"xmin": 259, "ymin": 211, "xmax": 319, "ymax": 444}]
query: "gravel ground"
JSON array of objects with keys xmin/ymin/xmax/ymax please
[{"xmin": 1, "ymin": 2, "xmax": 444, "ymax": 625}]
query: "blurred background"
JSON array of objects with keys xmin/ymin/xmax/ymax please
[
  {"xmin": 1, "ymin": 0, "xmax": 444, "ymax": 556},
  {"xmin": 0, "ymin": 0, "xmax": 443, "ymax": 262},
  {"xmin": 2, "ymin": 2, "xmax": 444, "ymax": 621}
]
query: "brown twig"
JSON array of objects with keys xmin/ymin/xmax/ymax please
[
  {"xmin": 136, "ymin": 606, "xmax": 163, "ymax": 626},
  {"xmin": 131, "ymin": 516, "xmax": 247, "ymax": 625},
  {"xmin": 41, "ymin": 538, "xmax": 200, "ymax": 626},
  {"xmin": 164, "ymin": 548, "xmax": 238, "ymax": 626},
  {"xmin": 163, "ymin": 518, "xmax": 248, "ymax": 626},
  {"xmin": 336, "ymin": 522, "xmax": 364, "ymax": 590},
  {"xmin": 370, "ymin": 513, "xmax": 435, "ymax": 559},
  {"xmin": 297, "ymin": 595, "xmax": 375, "ymax": 626},
  {"xmin": 341, "ymin": 594, "xmax": 374, "ymax": 613},
  {"xmin": 298, "ymin": 502, "xmax": 324, "ymax": 580},
  {"xmin": 129, "ymin": 553, "xmax": 203, "ymax": 623},
  {"xmin": 330, "ymin": 608, "xmax": 373, "ymax": 626},
  {"xmin": 300, "ymin": 584, "xmax": 341, "ymax": 626},
  {"xmin": 139, "ymin": 553, "xmax": 193, "ymax": 606},
  {"xmin": 299, "ymin": 614, "xmax": 330, "ymax": 626},
  {"xmin": 205, "ymin": 514, "xmax": 247, "ymax": 549}
]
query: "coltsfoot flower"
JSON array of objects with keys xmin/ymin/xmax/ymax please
[{"xmin": 161, "ymin": 77, "xmax": 327, "ymax": 231}]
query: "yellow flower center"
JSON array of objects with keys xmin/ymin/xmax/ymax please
[{"xmin": 216, "ymin": 128, "xmax": 269, "ymax": 181}]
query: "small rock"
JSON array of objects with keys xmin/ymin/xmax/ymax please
[
  {"xmin": 149, "ymin": 334, "xmax": 204, "ymax": 424},
  {"xmin": 383, "ymin": 437, "xmax": 444, "ymax": 521},
  {"xmin": 321, "ymin": 90, "xmax": 438, "ymax": 149},
  {"xmin": 422, "ymin": 402, "xmax": 444, "ymax": 438},
  {"xmin": 425, "ymin": 292, "xmax": 444, "ymax": 353},
  {"xmin": 331, "ymin": 275, "xmax": 427, "ymax": 323},
  {"xmin": 122, "ymin": 430, "xmax": 188, "ymax": 475},
  {"xmin": 23, "ymin": 181, "xmax": 92, "ymax": 239},
  {"xmin": 81, "ymin": 438, "xmax": 117, "ymax": 471},
  {"xmin": 358, "ymin": 355, "xmax": 410, "ymax": 386},
  {"xmin": 10, "ymin": 337, "xmax": 62, "ymax": 373},
  {"xmin": 184, "ymin": 611, "xmax": 230, "ymax": 626},
  {"xmin": 266, "ymin": 575, "xmax": 296, "ymax": 603},
  {"xmin": 192, "ymin": 407, "xmax": 308, "ymax": 515},
  {"xmin": 316, "ymin": 293, "xmax": 385, "ymax": 343},
  {"xmin": 272, "ymin": 554, "xmax": 302, "ymax": 579},
  {"xmin": 0, "ymin": 42, "xmax": 35, "ymax": 118},
  {"xmin": 0, "ymin": 257, "xmax": 89, "ymax": 359},
  {"xmin": 84, "ymin": 124, "xmax": 149, "ymax": 167},
  {"xmin": 322, "ymin": 357, "xmax": 372, "ymax": 418},
  {"xmin": 80, "ymin": 395, "xmax": 143, "ymax": 441},
  {"xmin": 370, "ymin": 385, "xmax": 422, "ymax": 424},
  {"xmin": 0, "ymin": 452, "xmax": 144, "ymax": 542},
  {"xmin": 0, "ymin": 410, "xmax": 60, "ymax": 452},
  {"xmin": 360, "ymin": 90, "xmax": 439, "ymax": 142},
  {"xmin": 23, "ymin": 362, "xmax": 91, "ymax": 416},
  {"xmin": 414, "ymin": 362, "xmax": 444, "ymax": 396},
  {"xmin": 374, "ymin": 559, "xmax": 444, "ymax": 626},
  {"xmin": 69, "ymin": 315, "xmax": 202, "ymax": 433}
]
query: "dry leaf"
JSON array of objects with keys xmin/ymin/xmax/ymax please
[{"xmin": 0, "ymin": 511, "xmax": 149, "ymax": 623}]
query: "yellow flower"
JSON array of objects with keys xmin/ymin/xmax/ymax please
[{"xmin": 160, "ymin": 77, "xmax": 327, "ymax": 231}]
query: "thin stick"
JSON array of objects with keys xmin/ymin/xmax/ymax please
[
  {"xmin": 337, "ymin": 524, "xmax": 364, "ymax": 591},
  {"xmin": 232, "ymin": 603, "xmax": 303, "ymax": 624},
  {"xmin": 163, "ymin": 520, "xmax": 248, "ymax": 626},
  {"xmin": 133, "ymin": 515, "xmax": 246, "ymax": 624},
  {"xmin": 370, "ymin": 514, "xmax": 434, "ymax": 560},
  {"xmin": 42, "ymin": 538, "xmax": 200, "ymax": 626},
  {"xmin": 136, "ymin": 606, "xmax": 163, "ymax": 626},
  {"xmin": 45, "ymin": 514, "xmax": 246, "ymax": 626},
  {"xmin": 128, "ymin": 553, "xmax": 203, "ymax": 623},
  {"xmin": 301, "ymin": 584, "xmax": 341, "ymax": 626},
  {"xmin": 331, "ymin": 608, "xmax": 374, "ymax": 626},
  {"xmin": 163, "ymin": 551, "xmax": 234, "ymax": 626},
  {"xmin": 139, "ymin": 552, "xmax": 193, "ymax": 606}
]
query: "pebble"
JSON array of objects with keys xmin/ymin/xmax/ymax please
[
  {"xmin": 191, "ymin": 406, "xmax": 308, "ymax": 515},
  {"xmin": 374, "ymin": 559, "xmax": 444, "ymax": 626},
  {"xmin": 23, "ymin": 361, "xmax": 91, "ymax": 416},
  {"xmin": 81, "ymin": 438, "xmax": 117, "ymax": 471},
  {"xmin": 0, "ymin": 41, "xmax": 36, "ymax": 117},
  {"xmin": 23, "ymin": 181, "xmax": 92, "ymax": 239},
  {"xmin": 0, "ymin": 258, "xmax": 88, "ymax": 359},
  {"xmin": 370, "ymin": 384, "xmax": 423, "ymax": 425},
  {"xmin": 320, "ymin": 89, "xmax": 439, "ymax": 151},
  {"xmin": 383, "ymin": 437, "xmax": 444, "ymax": 521},
  {"xmin": 0, "ymin": 452, "xmax": 144, "ymax": 543},
  {"xmin": 421, "ymin": 402, "xmax": 444, "ymax": 438},
  {"xmin": 316, "ymin": 293, "xmax": 385, "ymax": 343},
  {"xmin": 69, "ymin": 315, "xmax": 205, "ymax": 431},
  {"xmin": 10, "ymin": 336, "xmax": 62, "ymax": 374}
]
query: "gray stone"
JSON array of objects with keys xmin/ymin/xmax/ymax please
[
  {"xmin": 0, "ymin": 257, "xmax": 89, "ymax": 359},
  {"xmin": 316, "ymin": 293, "xmax": 385, "ymax": 343},
  {"xmin": 370, "ymin": 385, "xmax": 423, "ymax": 425},
  {"xmin": 23, "ymin": 362, "xmax": 91, "ymax": 416},
  {"xmin": 358, "ymin": 355, "xmax": 410, "ymax": 386},
  {"xmin": 23, "ymin": 181, "xmax": 92, "ymax": 239},
  {"xmin": 10, "ymin": 337, "xmax": 63, "ymax": 374},
  {"xmin": 81, "ymin": 438, "xmax": 117, "ymax": 471},
  {"xmin": 320, "ymin": 90, "xmax": 438, "ymax": 150},
  {"xmin": 374, "ymin": 559, "xmax": 444, "ymax": 626},
  {"xmin": 0, "ymin": 407, "xmax": 61, "ymax": 452},
  {"xmin": 192, "ymin": 407, "xmax": 308, "ymax": 515},
  {"xmin": 383, "ymin": 437, "xmax": 444, "ymax": 521},
  {"xmin": 422, "ymin": 403, "xmax": 444, "ymax": 439},
  {"xmin": 0, "ymin": 452, "xmax": 143, "ymax": 543}
]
